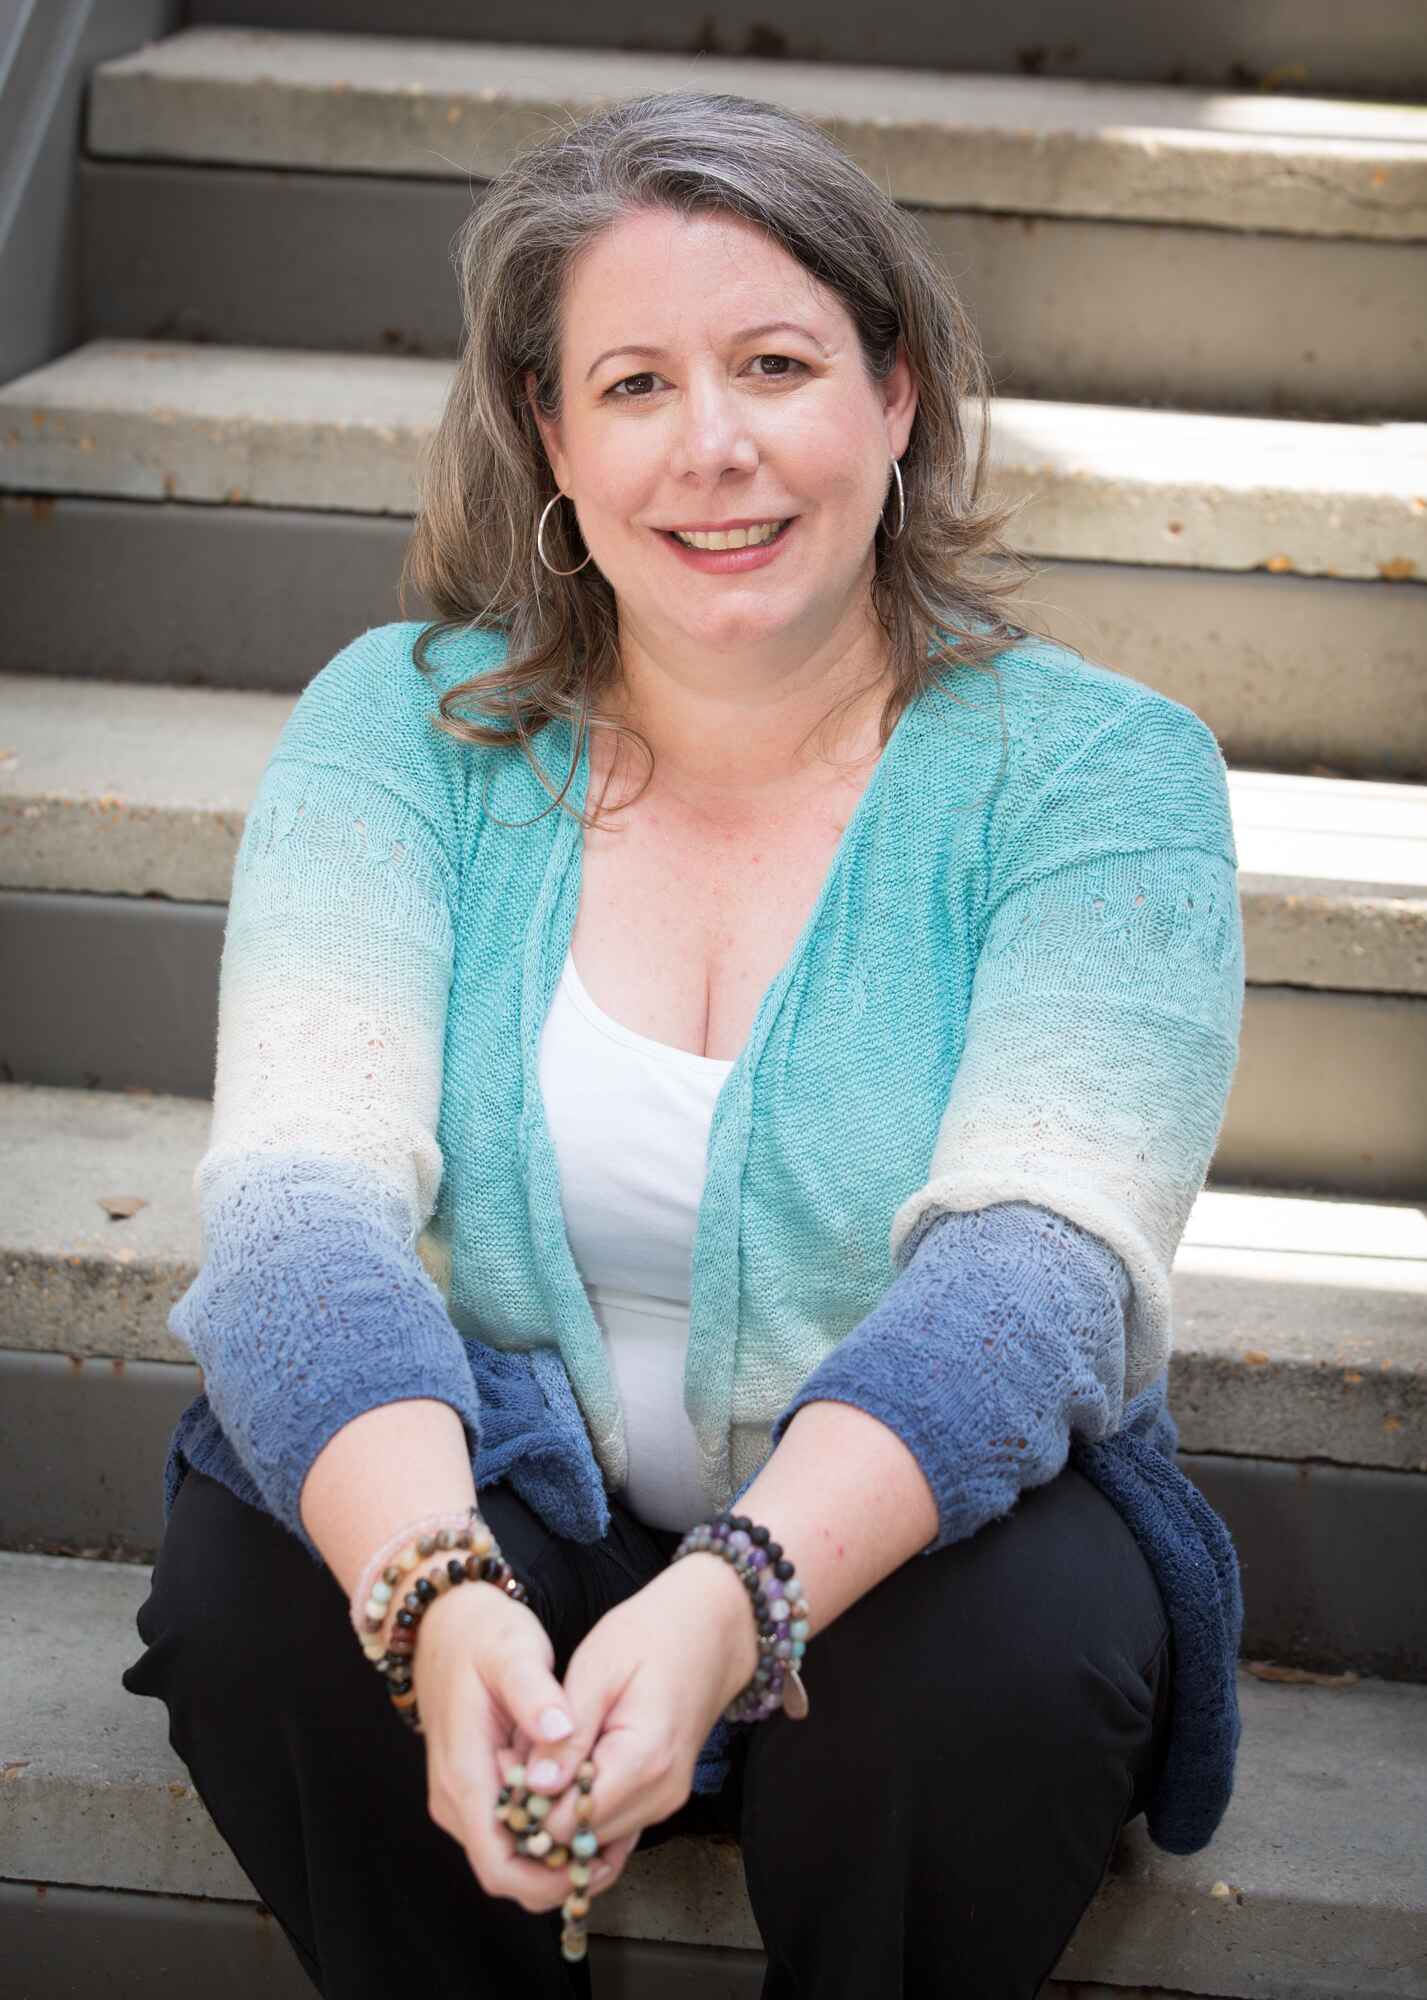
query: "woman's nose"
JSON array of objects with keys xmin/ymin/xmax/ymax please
[{"xmin": 669, "ymin": 382, "xmax": 759, "ymax": 483}]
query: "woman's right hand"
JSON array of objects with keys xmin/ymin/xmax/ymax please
[{"xmin": 412, "ymin": 1583, "xmax": 637, "ymax": 1914}]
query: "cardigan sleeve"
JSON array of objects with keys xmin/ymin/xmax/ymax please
[
  {"xmin": 765, "ymin": 689, "xmax": 1243, "ymax": 1555},
  {"xmin": 167, "ymin": 630, "xmax": 483, "ymax": 1552},
  {"xmin": 888, "ymin": 688, "xmax": 1245, "ymax": 1407}
]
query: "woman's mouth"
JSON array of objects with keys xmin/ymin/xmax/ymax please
[{"xmin": 660, "ymin": 517, "xmax": 795, "ymax": 571}]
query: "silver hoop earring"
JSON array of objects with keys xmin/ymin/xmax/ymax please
[
  {"xmin": 882, "ymin": 458, "xmax": 906, "ymax": 542},
  {"xmin": 536, "ymin": 492, "xmax": 593, "ymax": 575}
]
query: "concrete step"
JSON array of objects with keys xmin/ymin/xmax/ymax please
[
  {"xmin": 5, "ymin": 342, "xmax": 1423, "ymax": 587},
  {"xmin": 88, "ymin": 30, "xmax": 1427, "ymax": 243},
  {"xmin": 77, "ymin": 31, "xmax": 1427, "ymax": 419},
  {"xmin": 184, "ymin": 0, "xmax": 1427, "ymax": 101},
  {"xmin": 3, "ymin": 1084, "xmax": 1422, "ymax": 1456},
  {"xmin": 4, "ymin": 1543, "xmax": 1425, "ymax": 2000},
  {"xmin": 2, "ymin": 671, "xmax": 1423, "ymax": 995},
  {"xmin": 1, "ymin": 343, "xmax": 1423, "ymax": 790},
  {"xmin": 2, "ymin": 1079, "xmax": 1424, "ymax": 1677}
]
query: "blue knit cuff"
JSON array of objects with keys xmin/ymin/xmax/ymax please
[
  {"xmin": 169, "ymin": 1155, "xmax": 483, "ymax": 1549},
  {"xmin": 770, "ymin": 1201, "xmax": 1131, "ymax": 1554}
]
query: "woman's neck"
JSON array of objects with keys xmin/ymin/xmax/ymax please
[{"xmin": 596, "ymin": 619, "xmax": 895, "ymax": 816}]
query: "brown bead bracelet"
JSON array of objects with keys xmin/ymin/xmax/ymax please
[
  {"xmin": 357, "ymin": 1512, "xmax": 601, "ymax": 1962},
  {"xmin": 360, "ymin": 1511, "xmax": 531, "ymax": 1733}
]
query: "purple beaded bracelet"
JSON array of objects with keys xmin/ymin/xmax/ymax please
[{"xmin": 671, "ymin": 1512, "xmax": 811, "ymax": 1723}]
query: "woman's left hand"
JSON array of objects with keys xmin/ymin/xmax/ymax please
[{"xmin": 499, "ymin": 1552, "xmax": 759, "ymax": 1890}]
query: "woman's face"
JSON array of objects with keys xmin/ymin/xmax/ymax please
[{"xmin": 528, "ymin": 206, "xmax": 918, "ymax": 665}]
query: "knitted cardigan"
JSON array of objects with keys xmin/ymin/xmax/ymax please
[{"xmin": 163, "ymin": 618, "xmax": 1246, "ymax": 1855}]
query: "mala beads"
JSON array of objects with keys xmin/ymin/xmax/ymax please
[
  {"xmin": 496, "ymin": 1759, "xmax": 601, "ymax": 1963},
  {"xmin": 350, "ymin": 1504, "xmax": 600, "ymax": 1962},
  {"xmin": 672, "ymin": 1511, "xmax": 812, "ymax": 1722},
  {"xmin": 351, "ymin": 1502, "xmax": 808, "ymax": 1962}
]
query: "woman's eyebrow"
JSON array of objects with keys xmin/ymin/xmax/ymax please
[{"xmin": 583, "ymin": 321, "xmax": 831, "ymax": 382}]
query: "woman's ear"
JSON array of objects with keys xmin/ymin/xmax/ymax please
[
  {"xmin": 524, "ymin": 369, "xmax": 569, "ymax": 492},
  {"xmin": 883, "ymin": 344, "xmax": 919, "ymax": 462}
]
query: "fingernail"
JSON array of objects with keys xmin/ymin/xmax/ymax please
[
  {"xmin": 538, "ymin": 1707, "xmax": 573, "ymax": 1741},
  {"xmin": 592, "ymin": 1860, "xmax": 612, "ymax": 1883},
  {"xmin": 529, "ymin": 1758, "xmax": 561, "ymax": 1789}
]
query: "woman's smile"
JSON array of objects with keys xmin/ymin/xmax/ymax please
[{"xmin": 659, "ymin": 514, "xmax": 797, "ymax": 572}]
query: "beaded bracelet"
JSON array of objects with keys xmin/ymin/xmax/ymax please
[
  {"xmin": 496, "ymin": 1759, "xmax": 601, "ymax": 1963},
  {"xmin": 353, "ymin": 1507, "xmax": 531, "ymax": 1733},
  {"xmin": 350, "ymin": 1505, "xmax": 498, "ymax": 1653},
  {"xmin": 671, "ymin": 1512, "xmax": 811, "ymax": 1723}
]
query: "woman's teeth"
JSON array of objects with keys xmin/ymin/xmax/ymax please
[{"xmin": 672, "ymin": 520, "xmax": 787, "ymax": 551}]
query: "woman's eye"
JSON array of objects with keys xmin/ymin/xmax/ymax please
[
  {"xmin": 606, "ymin": 356, "xmax": 807, "ymax": 398},
  {"xmin": 748, "ymin": 354, "xmax": 806, "ymax": 380}
]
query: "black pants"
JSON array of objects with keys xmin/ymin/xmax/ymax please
[{"xmin": 121, "ymin": 1462, "xmax": 1171, "ymax": 1999}]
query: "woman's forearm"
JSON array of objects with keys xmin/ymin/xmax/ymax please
[
  {"xmin": 295, "ymin": 1391, "xmax": 935, "ymax": 1666},
  {"xmin": 298, "ymin": 1397, "xmax": 478, "ymax": 1601},
  {"xmin": 721, "ymin": 1399, "xmax": 940, "ymax": 1642}
]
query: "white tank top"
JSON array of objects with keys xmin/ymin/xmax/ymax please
[{"xmin": 536, "ymin": 946, "xmax": 737, "ymax": 1531}]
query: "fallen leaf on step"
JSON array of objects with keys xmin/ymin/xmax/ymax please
[
  {"xmin": 98, "ymin": 1194, "xmax": 148, "ymax": 1219},
  {"xmin": 1209, "ymin": 1880, "xmax": 1245, "ymax": 1904},
  {"xmin": 1246, "ymin": 1661, "xmax": 1359, "ymax": 1688}
]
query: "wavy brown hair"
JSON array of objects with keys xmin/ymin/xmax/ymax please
[{"xmin": 401, "ymin": 88, "xmax": 1045, "ymax": 827}]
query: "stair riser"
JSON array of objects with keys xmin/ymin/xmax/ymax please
[
  {"xmin": 160, "ymin": 0, "xmax": 1427, "ymax": 102},
  {"xmin": 0, "ymin": 1352, "xmax": 194, "ymax": 1560},
  {"xmin": 0, "ymin": 1884, "xmax": 319, "ymax": 2000},
  {"xmin": 2, "ymin": 1344, "xmax": 1415, "ymax": 1688},
  {"xmin": 0, "ymin": 895, "xmax": 222, "ymax": 1097},
  {"xmin": 0, "ymin": 1884, "xmax": 1339, "ymax": 2000},
  {"xmin": 1181, "ymin": 1453, "xmax": 1427, "ymax": 1682},
  {"xmin": 79, "ymin": 161, "xmax": 1427, "ymax": 422},
  {"xmin": 0, "ymin": 498, "xmax": 413, "ymax": 697},
  {"xmin": 1221, "ymin": 987, "xmax": 1427, "ymax": 1197},
  {"xmin": 3, "ymin": 497, "xmax": 1423, "ymax": 779},
  {"xmin": 2, "ymin": 1350, "xmax": 1423, "ymax": 1681},
  {"xmin": 0, "ymin": 1884, "xmax": 775, "ymax": 2000},
  {"xmin": 4, "ymin": 893, "xmax": 1425, "ymax": 1194}
]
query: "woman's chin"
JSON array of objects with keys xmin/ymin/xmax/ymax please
[{"xmin": 655, "ymin": 596, "xmax": 811, "ymax": 655}]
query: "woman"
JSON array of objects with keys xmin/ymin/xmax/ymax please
[{"xmin": 122, "ymin": 90, "xmax": 1245, "ymax": 1997}]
